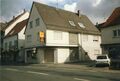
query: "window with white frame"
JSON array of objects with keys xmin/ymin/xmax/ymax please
[
  {"xmin": 27, "ymin": 35, "xmax": 32, "ymax": 42},
  {"xmin": 69, "ymin": 21, "xmax": 76, "ymax": 26},
  {"xmin": 54, "ymin": 31, "xmax": 62, "ymax": 40},
  {"xmin": 78, "ymin": 22, "xmax": 85, "ymax": 28},
  {"xmin": 113, "ymin": 29, "xmax": 120, "ymax": 37},
  {"xmin": 93, "ymin": 35, "xmax": 99, "ymax": 42},
  {"xmin": 35, "ymin": 18, "xmax": 40, "ymax": 26}
]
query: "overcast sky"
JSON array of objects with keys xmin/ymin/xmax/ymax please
[{"xmin": 0, "ymin": 0, "xmax": 120, "ymax": 24}]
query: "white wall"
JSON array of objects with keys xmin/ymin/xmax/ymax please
[
  {"xmin": 25, "ymin": 5, "xmax": 46, "ymax": 48},
  {"xmin": 78, "ymin": 33, "xmax": 102, "ymax": 60},
  {"xmin": 46, "ymin": 30, "xmax": 69, "ymax": 46},
  {"xmin": 101, "ymin": 25, "xmax": 120, "ymax": 44},
  {"xmin": 18, "ymin": 26, "xmax": 26, "ymax": 49},
  {"xmin": 5, "ymin": 12, "xmax": 29, "ymax": 36},
  {"xmin": 55, "ymin": 48, "xmax": 70, "ymax": 63},
  {"xmin": 3, "ymin": 35, "xmax": 17, "ymax": 50}
]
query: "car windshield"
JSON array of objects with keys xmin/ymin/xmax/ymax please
[{"xmin": 97, "ymin": 56, "xmax": 107, "ymax": 59}]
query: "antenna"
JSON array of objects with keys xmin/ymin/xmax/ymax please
[{"xmin": 56, "ymin": 0, "xmax": 58, "ymax": 10}]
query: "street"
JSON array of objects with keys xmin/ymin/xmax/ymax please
[{"xmin": 0, "ymin": 64, "xmax": 120, "ymax": 81}]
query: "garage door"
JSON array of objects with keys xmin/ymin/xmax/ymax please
[{"xmin": 44, "ymin": 49, "xmax": 54, "ymax": 63}]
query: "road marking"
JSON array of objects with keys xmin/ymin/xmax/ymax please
[
  {"xmin": 74, "ymin": 78, "xmax": 90, "ymax": 81},
  {"xmin": 27, "ymin": 71, "xmax": 49, "ymax": 76},
  {"xmin": 5, "ymin": 68, "xmax": 19, "ymax": 72}
]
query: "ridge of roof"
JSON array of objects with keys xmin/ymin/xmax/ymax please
[
  {"xmin": 2, "ymin": 11, "xmax": 27, "ymax": 31},
  {"xmin": 5, "ymin": 19, "xmax": 28, "ymax": 38}
]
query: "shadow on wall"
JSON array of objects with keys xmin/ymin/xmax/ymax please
[{"xmin": 78, "ymin": 45, "xmax": 91, "ymax": 62}]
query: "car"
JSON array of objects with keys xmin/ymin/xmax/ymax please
[{"xmin": 95, "ymin": 55, "xmax": 110, "ymax": 66}]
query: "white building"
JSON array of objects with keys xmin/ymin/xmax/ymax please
[
  {"xmin": 2, "ymin": 10, "xmax": 29, "ymax": 63},
  {"xmin": 99, "ymin": 7, "xmax": 120, "ymax": 58},
  {"xmin": 25, "ymin": 2, "xmax": 101, "ymax": 64},
  {"xmin": 3, "ymin": 10, "xmax": 29, "ymax": 36}
]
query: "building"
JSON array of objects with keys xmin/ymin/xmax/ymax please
[
  {"xmin": 3, "ymin": 19, "xmax": 28, "ymax": 63},
  {"xmin": 0, "ymin": 22, "xmax": 7, "ymax": 63},
  {"xmin": 1, "ymin": 10, "xmax": 29, "ymax": 64},
  {"xmin": 100, "ymin": 7, "xmax": 120, "ymax": 58},
  {"xmin": 25, "ymin": 2, "xmax": 101, "ymax": 64}
]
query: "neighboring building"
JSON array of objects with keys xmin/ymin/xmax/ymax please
[
  {"xmin": 1, "ymin": 10, "xmax": 29, "ymax": 64},
  {"xmin": 100, "ymin": 7, "xmax": 120, "ymax": 58},
  {"xmin": 2, "ymin": 10, "xmax": 29, "ymax": 36},
  {"xmin": 0, "ymin": 22, "xmax": 7, "ymax": 52},
  {"xmin": 0, "ymin": 22, "xmax": 7, "ymax": 62},
  {"xmin": 3, "ymin": 19, "xmax": 28, "ymax": 63},
  {"xmin": 25, "ymin": 2, "xmax": 101, "ymax": 64}
]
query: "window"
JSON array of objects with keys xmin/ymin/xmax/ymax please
[
  {"xmin": 9, "ymin": 41, "xmax": 12, "ymax": 49},
  {"xmin": 29, "ymin": 21, "xmax": 33, "ymax": 28},
  {"xmin": 83, "ymin": 35, "xmax": 88, "ymax": 41},
  {"xmin": 113, "ymin": 30, "xmax": 117, "ymax": 37},
  {"xmin": 69, "ymin": 21, "xmax": 76, "ymax": 26},
  {"xmin": 27, "ymin": 35, "xmax": 32, "ymax": 42},
  {"xmin": 93, "ymin": 36, "xmax": 99, "ymax": 42},
  {"xmin": 78, "ymin": 22, "xmax": 85, "ymax": 28},
  {"xmin": 5, "ymin": 42, "xmax": 7, "ymax": 50},
  {"xmin": 54, "ymin": 31, "xmax": 62, "ymax": 40},
  {"xmin": 118, "ymin": 29, "xmax": 120, "ymax": 36},
  {"xmin": 35, "ymin": 18, "xmax": 40, "ymax": 26},
  {"xmin": 113, "ymin": 29, "xmax": 120, "ymax": 37},
  {"xmin": 14, "ymin": 40, "xmax": 17, "ymax": 48}
]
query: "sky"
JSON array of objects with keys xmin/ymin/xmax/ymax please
[{"xmin": 0, "ymin": 0, "xmax": 120, "ymax": 24}]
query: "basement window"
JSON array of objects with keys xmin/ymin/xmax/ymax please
[
  {"xmin": 69, "ymin": 21, "xmax": 76, "ymax": 26},
  {"xmin": 78, "ymin": 22, "xmax": 85, "ymax": 28}
]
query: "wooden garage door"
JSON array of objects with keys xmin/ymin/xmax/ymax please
[{"xmin": 44, "ymin": 49, "xmax": 54, "ymax": 63}]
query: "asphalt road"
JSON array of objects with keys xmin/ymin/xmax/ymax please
[{"xmin": 0, "ymin": 65, "xmax": 120, "ymax": 81}]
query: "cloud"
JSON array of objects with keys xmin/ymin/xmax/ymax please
[
  {"xmin": 1, "ymin": 0, "xmax": 120, "ymax": 24},
  {"xmin": 76, "ymin": 0, "xmax": 120, "ymax": 24},
  {"xmin": 93, "ymin": 0, "xmax": 102, "ymax": 7},
  {"xmin": 64, "ymin": 2, "xmax": 77, "ymax": 12}
]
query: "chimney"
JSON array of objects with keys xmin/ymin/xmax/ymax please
[
  {"xmin": 23, "ymin": 9, "xmax": 26, "ymax": 13},
  {"xmin": 77, "ymin": 10, "xmax": 81, "ymax": 17},
  {"xmin": 13, "ymin": 16, "xmax": 15, "ymax": 20}
]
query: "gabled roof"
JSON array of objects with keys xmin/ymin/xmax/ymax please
[
  {"xmin": 0, "ymin": 22, "xmax": 7, "ymax": 31},
  {"xmin": 2, "ymin": 12, "xmax": 26, "ymax": 31},
  {"xmin": 5, "ymin": 19, "xmax": 28, "ymax": 38},
  {"xmin": 103, "ymin": 7, "xmax": 120, "ymax": 27},
  {"xmin": 27, "ymin": 2, "xmax": 100, "ymax": 35}
]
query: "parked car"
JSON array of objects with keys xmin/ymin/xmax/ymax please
[{"xmin": 95, "ymin": 55, "xmax": 110, "ymax": 66}]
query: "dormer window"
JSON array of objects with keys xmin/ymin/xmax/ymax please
[
  {"xmin": 78, "ymin": 22, "xmax": 85, "ymax": 28},
  {"xmin": 69, "ymin": 21, "xmax": 76, "ymax": 26}
]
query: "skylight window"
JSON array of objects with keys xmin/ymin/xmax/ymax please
[
  {"xmin": 78, "ymin": 22, "xmax": 85, "ymax": 28},
  {"xmin": 69, "ymin": 21, "xmax": 76, "ymax": 26}
]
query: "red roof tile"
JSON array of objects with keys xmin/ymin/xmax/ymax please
[
  {"xmin": 2, "ymin": 12, "xmax": 26, "ymax": 31},
  {"xmin": 103, "ymin": 7, "xmax": 120, "ymax": 27},
  {"xmin": 5, "ymin": 19, "xmax": 28, "ymax": 38}
]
